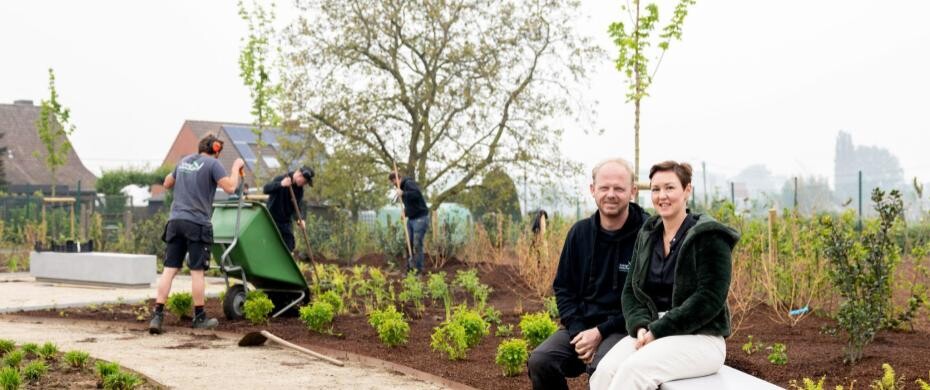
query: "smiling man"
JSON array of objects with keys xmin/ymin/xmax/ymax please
[{"xmin": 527, "ymin": 158, "xmax": 649, "ymax": 390}]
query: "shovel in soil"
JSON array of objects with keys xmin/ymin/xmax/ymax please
[{"xmin": 238, "ymin": 330, "xmax": 344, "ymax": 367}]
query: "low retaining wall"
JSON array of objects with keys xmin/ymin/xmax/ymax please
[{"xmin": 29, "ymin": 252, "xmax": 156, "ymax": 287}]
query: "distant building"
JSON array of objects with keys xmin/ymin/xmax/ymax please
[{"xmin": 0, "ymin": 100, "xmax": 97, "ymax": 196}]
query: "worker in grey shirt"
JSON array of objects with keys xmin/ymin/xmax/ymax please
[{"xmin": 149, "ymin": 134, "xmax": 244, "ymax": 334}]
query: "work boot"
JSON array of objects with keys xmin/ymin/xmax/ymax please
[
  {"xmin": 192, "ymin": 313, "xmax": 218, "ymax": 329},
  {"xmin": 148, "ymin": 312, "xmax": 164, "ymax": 335}
]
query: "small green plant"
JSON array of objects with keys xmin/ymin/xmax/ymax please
[
  {"xmin": 430, "ymin": 321, "xmax": 469, "ymax": 360},
  {"xmin": 2, "ymin": 350, "xmax": 23, "ymax": 368},
  {"xmin": 19, "ymin": 344, "xmax": 37, "ymax": 358},
  {"xmin": 64, "ymin": 350, "xmax": 90, "ymax": 368},
  {"xmin": 366, "ymin": 305, "xmax": 410, "ymax": 347},
  {"xmin": 0, "ymin": 366, "xmax": 22, "ymax": 390},
  {"xmin": 767, "ymin": 343, "xmax": 788, "ymax": 365},
  {"xmin": 399, "ymin": 271, "xmax": 426, "ymax": 315},
  {"xmin": 96, "ymin": 360, "xmax": 121, "ymax": 380},
  {"xmin": 37, "ymin": 342, "xmax": 58, "ymax": 361},
  {"xmin": 872, "ymin": 363, "xmax": 904, "ymax": 390},
  {"xmin": 453, "ymin": 269, "xmax": 481, "ymax": 296},
  {"xmin": 495, "ymin": 338, "xmax": 529, "ymax": 377},
  {"xmin": 495, "ymin": 323, "xmax": 515, "ymax": 338},
  {"xmin": 427, "ymin": 271, "xmax": 449, "ymax": 300},
  {"xmin": 742, "ymin": 335, "xmax": 764, "ymax": 356},
  {"xmin": 917, "ymin": 374, "xmax": 930, "ymax": 390},
  {"xmin": 543, "ymin": 296, "xmax": 559, "ymax": 319},
  {"xmin": 482, "ymin": 306, "xmax": 503, "ymax": 326},
  {"xmin": 243, "ymin": 290, "xmax": 274, "ymax": 325},
  {"xmin": 166, "ymin": 291, "xmax": 194, "ymax": 319},
  {"xmin": 22, "ymin": 360, "xmax": 48, "ymax": 382},
  {"xmin": 103, "ymin": 371, "xmax": 142, "ymax": 390},
  {"xmin": 299, "ymin": 301, "xmax": 335, "ymax": 333},
  {"xmin": 520, "ymin": 312, "xmax": 558, "ymax": 349},
  {"xmin": 318, "ymin": 290, "xmax": 345, "ymax": 315},
  {"xmin": 789, "ymin": 376, "xmax": 825, "ymax": 390},
  {"xmin": 0, "ymin": 340, "xmax": 13, "ymax": 356},
  {"xmin": 451, "ymin": 305, "xmax": 490, "ymax": 348}
]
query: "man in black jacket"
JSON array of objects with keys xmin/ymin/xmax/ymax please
[
  {"xmin": 389, "ymin": 172, "xmax": 430, "ymax": 274},
  {"xmin": 262, "ymin": 167, "xmax": 314, "ymax": 252},
  {"xmin": 527, "ymin": 158, "xmax": 648, "ymax": 390}
]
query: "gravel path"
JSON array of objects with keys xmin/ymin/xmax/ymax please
[{"xmin": 0, "ymin": 316, "xmax": 444, "ymax": 390}]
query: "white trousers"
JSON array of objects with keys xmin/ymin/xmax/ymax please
[{"xmin": 588, "ymin": 334, "xmax": 726, "ymax": 390}]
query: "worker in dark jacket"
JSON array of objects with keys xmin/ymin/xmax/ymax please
[
  {"xmin": 590, "ymin": 161, "xmax": 739, "ymax": 390},
  {"xmin": 527, "ymin": 158, "xmax": 648, "ymax": 390},
  {"xmin": 389, "ymin": 172, "xmax": 430, "ymax": 274},
  {"xmin": 263, "ymin": 167, "xmax": 314, "ymax": 252}
]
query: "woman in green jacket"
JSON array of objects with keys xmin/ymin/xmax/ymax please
[{"xmin": 589, "ymin": 161, "xmax": 740, "ymax": 390}]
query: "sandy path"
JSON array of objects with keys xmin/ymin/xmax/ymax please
[{"xmin": 0, "ymin": 316, "xmax": 444, "ymax": 390}]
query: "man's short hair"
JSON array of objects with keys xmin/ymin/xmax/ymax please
[
  {"xmin": 388, "ymin": 172, "xmax": 400, "ymax": 182},
  {"xmin": 591, "ymin": 158, "xmax": 635, "ymax": 185}
]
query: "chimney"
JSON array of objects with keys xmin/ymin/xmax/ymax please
[{"xmin": 13, "ymin": 100, "xmax": 34, "ymax": 106}]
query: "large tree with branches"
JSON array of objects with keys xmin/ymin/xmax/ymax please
[{"xmin": 281, "ymin": 0, "xmax": 596, "ymax": 211}]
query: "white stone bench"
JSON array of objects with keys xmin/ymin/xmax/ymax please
[
  {"xmin": 661, "ymin": 366, "xmax": 784, "ymax": 389},
  {"xmin": 29, "ymin": 252, "xmax": 156, "ymax": 287}
]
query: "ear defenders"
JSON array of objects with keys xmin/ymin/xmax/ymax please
[{"xmin": 211, "ymin": 139, "xmax": 223, "ymax": 155}]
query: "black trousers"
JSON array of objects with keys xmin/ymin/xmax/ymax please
[
  {"xmin": 527, "ymin": 328, "xmax": 624, "ymax": 390},
  {"xmin": 276, "ymin": 222, "xmax": 295, "ymax": 252}
]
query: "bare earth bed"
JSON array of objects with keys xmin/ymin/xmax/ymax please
[{"xmin": 14, "ymin": 256, "xmax": 930, "ymax": 389}]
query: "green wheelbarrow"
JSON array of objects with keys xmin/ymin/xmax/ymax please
[{"xmin": 210, "ymin": 194, "xmax": 310, "ymax": 320}]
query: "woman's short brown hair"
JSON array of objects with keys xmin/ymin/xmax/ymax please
[{"xmin": 649, "ymin": 160, "xmax": 693, "ymax": 188}]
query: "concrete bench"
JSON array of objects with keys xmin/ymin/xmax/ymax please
[
  {"xmin": 661, "ymin": 365, "xmax": 784, "ymax": 389},
  {"xmin": 29, "ymin": 252, "xmax": 156, "ymax": 287}
]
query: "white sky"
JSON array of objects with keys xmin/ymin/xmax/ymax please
[{"xmin": 2, "ymin": 1, "xmax": 929, "ymax": 205}]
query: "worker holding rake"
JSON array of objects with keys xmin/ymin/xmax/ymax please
[
  {"xmin": 262, "ymin": 167, "xmax": 315, "ymax": 254},
  {"xmin": 389, "ymin": 171, "xmax": 429, "ymax": 275}
]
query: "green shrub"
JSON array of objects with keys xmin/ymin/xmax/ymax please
[
  {"xmin": 22, "ymin": 360, "xmax": 48, "ymax": 382},
  {"xmin": 299, "ymin": 301, "xmax": 335, "ymax": 333},
  {"xmin": 318, "ymin": 290, "xmax": 345, "ymax": 315},
  {"xmin": 243, "ymin": 290, "xmax": 274, "ymax": 325},
  {"xmin": 482, "ymin": 306, "xmax": 503, "ymax": 326},
  {"xmin": 18, "ymin": 344, "xmax": 36, "ymax": 358},
  {"xmin": 495, "ymin": 338, "xmax": 529, "ymax": 377},
  {"xmin": 64, "ymin": 350, "xmax": 90, "ymax": 368},
  {"xmin": 495, "ymin": 323, "xmax": 515, "ymax": 338},
  {"xmin": 2, "ymin": 350, "xmax": 23, "ymax": 368},
  {"xmin": 399, "ymin": 271, "xmax": 426, "ymax": 315},
  {"xmin": 103, "ymin": 371, "xmax": 141, "ymax": 390},
  {"xmin": 96, "ymin": 360, "xmax": 121, "ymax": 380},
  {"xmin": 788, "ymin": 376, "xmax": 825, "ymax": 390},
  {"xmin": 37, "ymin": 342, "xmax": 58, "ymax": 361},
  {"xmin": 520, "ymin": 312, "xmax": 558, "ymax": 349},
  {"xmin": 767, "ymin": 343, "xmax": 788, "ymax": 365},
  {"xmin": 166, "ymin": 292, "xmax": 194, "ymax": 319},
  {"xmin": 0, "ymin": 366, "xmax": 21, "ymax": 390},
  {"xmin": 427, "ymin": 272, "xmax": 450, "ymax": 300},
  {"xmin": 820, "ymin": 189, "xmax": 903, "ymax": 363},
  {"xmin": 543, "ymin": 296, "xmax": 559, "ymax": 319},
  {"xmin": 453, "ymin": 269, "xmax": 481, "ymax": 296},
  {"xmin": 451, "ymin": 306, "xmax": 490, "ymax": 348},
  {"xmin": 917, "ymin": 375, "xmax": 930, "ymax": 390},
  {"xmin": 430, "ymin": 321, "xmax": 469, "ymax": 360},
  {"xmin": 0, "ymin": 340, "xmax": 13, "ymax": 356},
  {"xmin": 377, "ymin": 317, "xmax": 410, "ymax": 347},
  {"xmin": 368, "ymin": 305, "xmax": 404, "ymax": 329},
  {"xmin": 872, "ymin": 363, "xmax": 904, "ymax": 390}
]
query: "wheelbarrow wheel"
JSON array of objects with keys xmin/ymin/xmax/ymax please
[{"xmin": 223, "ymin": 284, "xmax": 247, "ymax": 320}]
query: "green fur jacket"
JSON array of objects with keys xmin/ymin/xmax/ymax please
[{"xmin": 622, "ymin": 213, "xmax": 740, "ymax": 339}]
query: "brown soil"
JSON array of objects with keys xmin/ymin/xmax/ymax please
[
  {"xmin": 0, "ymin": 351, "xmax": 162, "ymax": 389},
  {"xmin": 16, "ymin": 256, "xmax": 930, "ymax": 389}
]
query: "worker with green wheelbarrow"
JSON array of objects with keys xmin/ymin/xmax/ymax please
[
  {"xmin": 149, "ymin": 134, "xmax": 245, "ymax": 334},
  {"xmin": 262, "ymin": 167, "xmax": 314, "ymax": 254}
]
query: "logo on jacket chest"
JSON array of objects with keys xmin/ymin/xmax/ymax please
[{"xmin": 617, "ymin": 262, "xmax": 630, "ymax": 272}]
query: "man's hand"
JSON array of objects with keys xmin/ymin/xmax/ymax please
[
  {"xmin": 394, "ymin": 188, "xmax": 403, "ymax": 198},
  {"xmin": 297, "ymin": 219, "xmax": 305, "ymax": 229},
  {"xmin": 570, "ymin": 328, "xmax": 603, "ymax": 364},
  {"xmin": 281, "ymin": 176, "xmax": 292, "ymax": 187},
  {"xmin": 232, "ymin": 158, "xmax": 245, "ymax": 175},
  {"xmin": 634, "ymin": 328, "xmax": 655, "ymax": 350}
]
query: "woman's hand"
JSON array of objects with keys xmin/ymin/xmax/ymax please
[{"xmin": 635, "ymin": 328, "xmax": 656, "ymax": 350}]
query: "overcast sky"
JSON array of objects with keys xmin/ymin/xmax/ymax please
[{"xmin": 2, "ymin": 1, "xmax": 929, "ymax": 204}]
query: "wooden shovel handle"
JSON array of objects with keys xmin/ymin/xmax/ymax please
[{"xmin": 259, "ymin": 330, "xmax": 344, "ymax": 366}]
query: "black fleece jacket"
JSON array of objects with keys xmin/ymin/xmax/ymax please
[
  {"xmin": 552, "ymin": 203, "xmax": 648, "ymax": 338},
  {"xmin": 399, "ymin": 177, "xmax": 429, "ymax": 220},
  {"xmin": 262, "ymin": 173, "xmax": 305, "ymax": 225}
]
